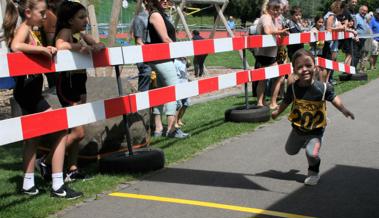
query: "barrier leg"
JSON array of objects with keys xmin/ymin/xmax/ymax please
[
  {"xmin": 115, "ymin": 65, "xmax": 133, "ymax": 155},
  {"xmin": 243, "ymin": 49, "xmax": 249, "ymax": 110}
]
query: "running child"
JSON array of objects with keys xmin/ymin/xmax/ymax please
[
  {"xmin": 271, "ymin": 49, "xmax": 354, "ymax": 186},
  {"xmin": 54, "ymin": 1, "xmax": 104, "ymax": 181},
  {"xmin": 3, "ymin": 0, "xmax": 82, "ymax": 198}
]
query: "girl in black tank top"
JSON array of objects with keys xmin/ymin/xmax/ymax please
[{"xmin": 148, "ymin": 10, "xmax": 176, "ymax": 43}]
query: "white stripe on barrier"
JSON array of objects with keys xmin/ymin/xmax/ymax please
[
  {"xmin": 135, "ymin": 91, "xmax": 150, "ymax": 111},
  {"xmin": 0, "ymin": 53, "xmax": 9, "ymax": 78},
  {"xmin": 338, "ymin": 32, "xmax": 345, "ymax": 40},
  {"xmin": 170, "ymin": 41, "xmax": 195, "ymax": 58},
  {"xmin": 123, "ymin": 46, "xmax": 144, "ymax": 64},
  {"xmin": 0, "ymin": 118, "xmax": 23, "ymax": 145},
  {"xmin": 265, "ymin": 65, "xmax": 280, "ymax": 79},
  {"xmin": 262, "ymin": 35, "xmax": 277, "ymax": 47},
  {"xmin": 338, "ymin": 63, "xmax": 345, "ymax": 72},
  {"xmin": 325, "ymin": 32, "xmax": 333, "ymax": 41},
  {"xmin": 351, "ymin": 66, "xmax": 356, "ymax": 74},
  {"xmin": 175, "ymin": 81, "xmax": 199, "ymax": 100},
  {"xmin": 67, "ymin": 101, "xmax": 106, "ymax": 128},
  {"xmin": 108, "ymin": 47, "xmax": 124, "ymax": 65},
  {"xmin": 325, "ymin": 59, "xmax": 333, "ymax": 70},
  {"xmin": 214, "ymin": 38, "xmax": 233, "ymax": 53},
  {"xmin": 55, "ymin": 50, "xmax": 94, "ymax": 72},
  {"xmin": 218, "ymin": 72, "xmax": 237, "ymax": 89},
  {"xmin": 310, "ymin": 32, "xmax": 317, "ymax": 43},
  {"xmin": 289, "ymin": 33, "xmax": 301, "ymax": 45}
]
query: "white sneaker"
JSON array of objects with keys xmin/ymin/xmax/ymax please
[{"xmin": 304, "ymin": 174, "xmax": 320, "ymax": 186}]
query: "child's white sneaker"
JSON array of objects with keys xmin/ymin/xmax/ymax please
[{"xmin": 304, "ymin": 171, "xmax": 320, "ymax": 186}]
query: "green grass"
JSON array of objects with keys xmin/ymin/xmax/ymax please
[{"xmin": 0, "ymin": 52, "xmax": 378, "ymax": 217}]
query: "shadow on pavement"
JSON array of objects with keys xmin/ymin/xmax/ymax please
[
  {"xmin": 262, "ymin": 165, "xmax": 379, "ymax": 218},
  {"xmin": 144, "ymin": 167, "xmax": 268, "ymax": 191}
]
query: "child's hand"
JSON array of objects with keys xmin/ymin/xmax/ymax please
[
  {"xmin": 40, "ymin": 47, "xmax": 54, "ymax": 59},
  {"xmin": 271, "ymin": 110, "xmax": 279, "ymax": 120},
  {"xmin": 79, "ymin": 45, "xmax": 93, "ymax": 54},
  {"xmin": 47, "ymin": 46, "xmax": 57, "ymax": 55},
  {"xmin": 278, "ymin": 28, "xmax": 289, "ymax": 36},
  {"xmin": 342, "ymin": 109, "xmax": 355, "ymax": 120}
]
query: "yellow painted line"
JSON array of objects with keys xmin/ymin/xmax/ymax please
[{"xmin": 109, "ymin": 192, "xmax": 315, "ymax": 218}]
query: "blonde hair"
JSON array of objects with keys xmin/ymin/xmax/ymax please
[{"xmin": 2, "ymin": 0, "xmax": 45, "ymax": 45}]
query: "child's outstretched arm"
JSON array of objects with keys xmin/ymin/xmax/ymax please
[
  {"xmin": 332, "ymin": 96, "xmax": 355, "ymax": 120},
  {"xmin": 271, "ymin": 102, "xmax": 290, "ymax": 120},
  {"xmin": 82, "ymin": 33, "xmax": 105, "ymax": 52}
]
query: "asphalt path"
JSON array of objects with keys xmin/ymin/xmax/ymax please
[{"xmin": 60, "ymin": 78, "xmax": 379, "ymax": 218}]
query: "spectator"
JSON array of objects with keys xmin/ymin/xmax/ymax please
[
  {"xmin": 286, "ymin": 6, "xmax": 304, "ymax": 61},
  {"xmin": 3, "ymin": 0, "xmax": 82, "ymax": 199},
  {"xmin": 310, "ymin": 15, "xmax": 327, "ymax": 81},
  {"xmin": 353, "ymin": 5, "xmax": 371, "ymax": 72},
  {"xmin": 323, "ymin": 1, "xmax": 346, "ymax": 84},
  {"xmin": 227, "ymin": 16, "xmax": 236, "ymax": 31},
  {"xmin": 342, "ymin": 17, "xmax": 359, "ymax": 66},
  {"xmin": 369, "ymin": 8, "xmax": 379, "ymax": 70},
  {"xmin": 174, "ymin": 57, "xmax": 190, "ymax": 129},
  {"xmin": 132, "ymin": 3, "xmax": 152, "ymax": 91},
  {"xmin": 145, "ymin": 0, "xmax": 188, "ymax": 138},
  {"xmin": 254, "ymin": 0, "xmax": 288, "ymax": 109},
  {"xmin": 192, "ymin": 30, "xmax": 207, "ymax": 77}
]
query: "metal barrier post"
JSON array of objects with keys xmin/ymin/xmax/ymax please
[{"xmin": 243, "ymin": 48, "xmax": 249, "ymax": 109}]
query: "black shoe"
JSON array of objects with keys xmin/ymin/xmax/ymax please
[
  {"xmin": 22, "ymin": 186, "xmax": 39, "ymax": 196},
  {"xmin": 36, "ymin": 158, "xmax": 52, "ymax": 182},
  {"xmin": 51, "ymin": 185, "xmax": 83, "ymax": 200},
  {"xmin": 65, "ymin": 170, "xmax": 91, "ymax": 182}
]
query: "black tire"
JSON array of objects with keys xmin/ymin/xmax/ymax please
[
  {"xmin": 225, "ymin": 105, "xmax": 270, "ymax": 123},
  {"xmin": 99, "ymin": 148, "xmax": 165, "ymax": 173},
  {"xmin": 339, "ymin": 73, "xmax": 352, "ymax": 81},
  {"xmin": 351, "ymin": 73, "xmax": 368, "ymax": 81},
  {"xmin": 339, "ymin": 73, "xmax": 368, "ymax": 81}
]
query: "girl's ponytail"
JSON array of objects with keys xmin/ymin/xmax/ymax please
[{"xmin": 2, "ymin": 1, "xmax": 20, "ymax": 46}]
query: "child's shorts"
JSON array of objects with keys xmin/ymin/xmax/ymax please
[
  {"xmin": 57, "ymin": 71, "xmax": 87, "ymax": 107},
  {"xmin": 371, "ymin": 40, "xmax": 379, "ymax": 55},
  {"xmin": 329, "ymin": 40, "xmax": 339, "ymax": 52},
  {"xmin": 177, "ymin": 98, "xmax": 190, "ymax": 109}
]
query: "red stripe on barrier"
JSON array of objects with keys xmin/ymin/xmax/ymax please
[
  {"xmin": 318, "ymin": 32, "xmax": 325, "ymax": 41},
  {"xmin": 277, "ymin": 35, "xmax": 289, "ymax": 46},
  {"xmin": 128, "ymin": 94, "xmax": 138, "ymax": 113},
  {"xmin": 198, "ymin": 77, "xmax": 219, "ymax": 94},
  {"xmin": 279, "ymin": 64, "xmax": 292, "ymax": 76},
  {"xmin": 318, "ymin": 57, "xmax": 326, "ymax": 67},
  {"xmin": 92, "ymin": 48, "xmax": 111, "ymax": 68},
  {"xmin": 332, "ymin": 32, "xmax": 339, "ymax": 40},
  {"xmin": 345, "ymin": 65, "xmax": 351, "ymax": 73},
  {"xmin": 104, "ymin": 96, "xmax": 133, "ymax": 118},
  {"xmin": 248, "ymin": 35, "xmax": 263, "ymax": 48},
  {"xmin": 148, "ymin": 86, "xmax": 176, "ymax": 107},
  {"xmin": 236, "ymin": 70, "xmax": 250, "ymax": 85},
  {"xmin": 333, "ymin": 61, "xmax": 339, "ymax": 71},
  {"xmin": 344, "ymin": 32, "xmax": 350, "ymax": 39},
  {"xmin": 8, "ymin": 53, "xmax": 55, "ymax": 76},
  {"xmin": 300, "ymin": 32, "xmax": 311, "ymax": 44},
  {"xmin": 232, "ymin": 37, "xmax": 245, "ymax": 50},
  {"xmin": 193, "ymin": 39, "xmax": 215, "ymax": 55},
  {"xmin": 251, "ymin": 68, "xmax": 266, "ymax": 81},
  {"xmin": 142, "ymin": 43, "xmax": 171, "ymax": 62},
  {"xmin": 21, "ymin": 109, "xmax": 68, "ymax": 139}
]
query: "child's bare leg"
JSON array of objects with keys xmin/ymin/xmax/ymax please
[
  {"xmin": 256, "ymin": 80, "xmax": 266, "ymax": 107},
  {"xmin": 269, "ymin": 76, "xmax": 284, "ymax": 109},
  {"xmin": 66, "ymin": 126, "xmax": 85, "ymax": 171}
]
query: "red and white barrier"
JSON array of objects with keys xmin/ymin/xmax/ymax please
[
  {"xmin": 315, "ymin": 57, "xmax": 356, "ymax": 74},
  {"xmin": 0, "ymin": 64, "xmax": 293, "ymax": 146},
  {"xmin": 0, "ymin": 31, "xmax": 353, "ymax": 78}
]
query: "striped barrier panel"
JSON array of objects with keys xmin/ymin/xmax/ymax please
[
  {"xmin": 0, "ymin": 64, "xmax": 292, "ymax": 146},
  {"xmin": 0, "ymin": 31, "xmax": 353, "ymax": 78},
  {"xmin": 315, "ymin": 57, "xmax": 356, "ymax": 74}
]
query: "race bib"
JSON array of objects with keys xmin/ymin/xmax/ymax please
[{"xmin": 288, "ymin": 98, "xmax": 327, "ymax": 131}]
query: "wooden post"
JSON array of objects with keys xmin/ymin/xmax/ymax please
[
  {"xmin": 108, "ymin": 0, "xmax": 122, "ymax": 46},
  {"xmin": 87, "ymin": 0, "xmax": 100, "ymax": 42},
  {"xmin": 176, "ymin": 6, "xmax": 192, "ymax": 39},
  {"xmin": 174, "ymin": 0, "xmax": 186, "ymax": 28},
  {"xmin": 209, "ymin": 1, "xmax": 228, "ymax": 39}
]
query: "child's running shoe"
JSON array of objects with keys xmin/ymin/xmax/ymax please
[
  {"xmin": 51, "ymin": 185, "xmax": 83, "ymax": 200},
  {"xmin": 22, "ymin": 186, "xmax": 39, "ymax": 196},
  {"xmin": 65, "ymin": 169, "xmax": 91, "ymax": 182},
  {"xmin": 304, "ymin": 171, "xmax": 320, "ymax": 186}
]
